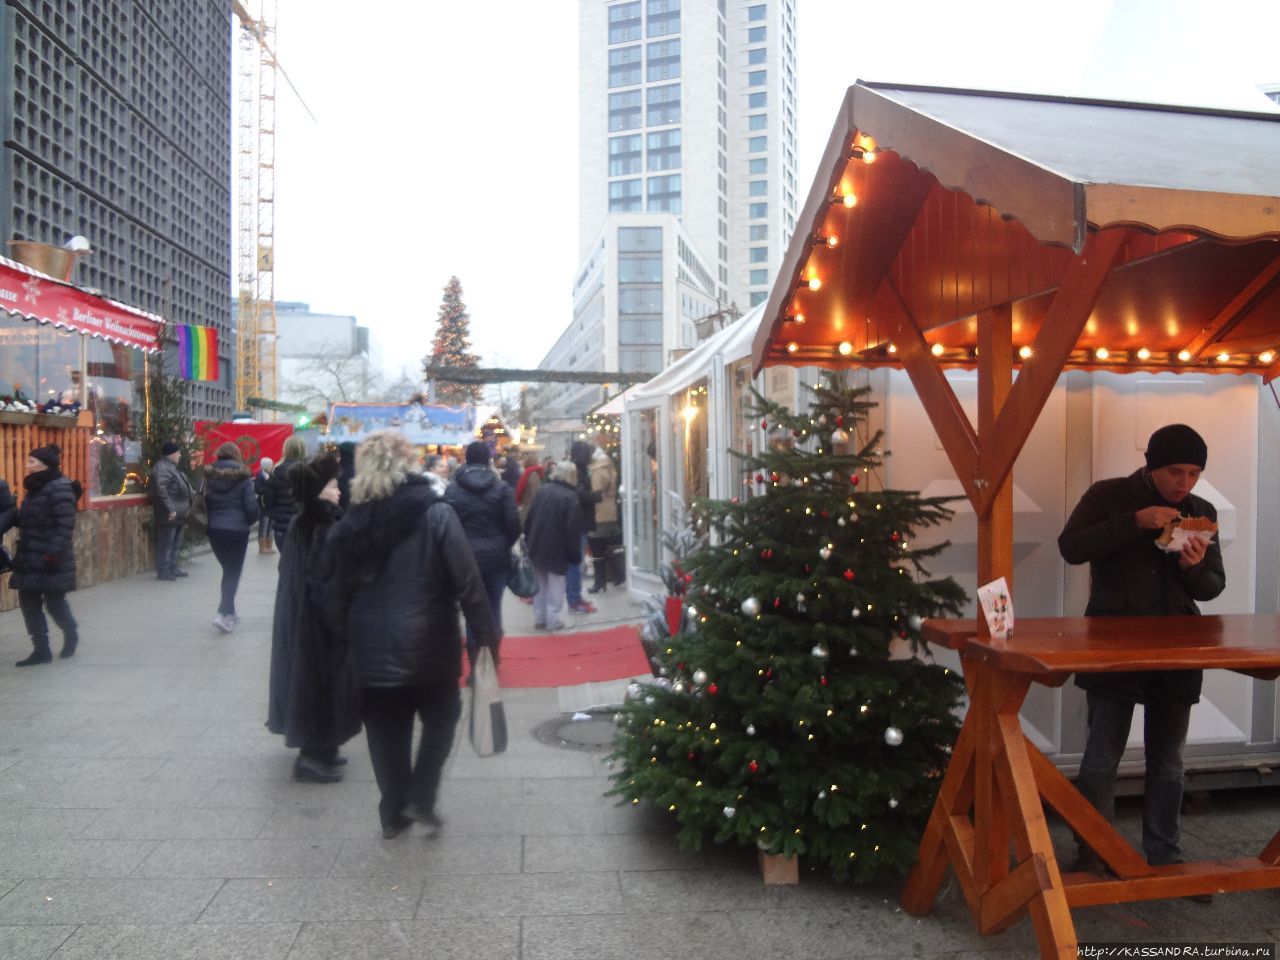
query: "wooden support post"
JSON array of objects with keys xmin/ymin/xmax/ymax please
[{"xmin": 977, "ymin": 303, "xmax": 1014, "ymax": 597}]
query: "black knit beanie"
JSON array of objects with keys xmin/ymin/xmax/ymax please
[
  {"xmin": 465, "ymin": 440, "xmax": 491, "ymax": 465},
  {"xmin": 30, "ymin": 444, "xmax": 61, "ymax": 469},
  {"xmin": 1145, "ymin": 424, "xmax": 1207, "ymax": 471}
]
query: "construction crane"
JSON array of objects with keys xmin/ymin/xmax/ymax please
[{"xmin": 230, "ymin": 0, "xmax": 314, "ymax": 413}]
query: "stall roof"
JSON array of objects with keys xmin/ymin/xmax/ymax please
[
  {"xmin": 753, "ymin": 82, "xmax": 1280, "ymax": 380},
  {"xmin": 628, "ymin": 304, "xmax": 763, "ymax": 405}
]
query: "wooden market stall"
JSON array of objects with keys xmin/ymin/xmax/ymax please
[{"xmin": 752, "ymin": 82, "xmax": 1280, "ymax": 958}]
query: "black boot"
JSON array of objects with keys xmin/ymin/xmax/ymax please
[
  {"xmin": 59, "ymin": 634, "xmax": 79, "ymax": 659},
  {"xmin": 16, "ymin": 639, "xmax": 53, "ymax": 667}
]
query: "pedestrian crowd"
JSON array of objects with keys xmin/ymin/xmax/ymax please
[{"xmin": 1, "ymin": 431, "xmax": 621, "ymax": 839}]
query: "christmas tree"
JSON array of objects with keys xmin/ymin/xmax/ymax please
[
  {"xmin": 608, "ymin": 372, "xmax": 967, "ymax": 881},
  {"xmin": 423, "ymin": 275, "xmax": 483, "ymax": 405}
]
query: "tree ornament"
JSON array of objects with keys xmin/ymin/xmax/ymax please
[
  {"xmin": 795, "ymin": 592, "xmax": 806, "ymax": 603},
  {"xmin": 627, "ymin": 683, "xmax": 641, "ymax": 699},
  {"xmin": 811, "ymin": 644, "xmax": 828, "ymax": 659},
  {"xmin": 741, "ymin": 597, "xmax": 761, "ymax": 617},
  {"xmin": 908, "ymin": 614, "xmax": 924, "ymax": 631},
  {"xmin": 746, "ymin": 724, "xmax": 756, "ymax": 736},
  {"xmin": 884, "ymin": 726, "xmax": 904, "ymax": 747},
  {"xmin": 819, "ymin": 546, "xmax": 832, "ymax": 560},
  {"xmin": 888, "ymin": 797, "xmax": 899, "ymax": 809},
  {"xmin": 818, "ymin": 790, "xmax": 827, "ymax": 799},
  {"xmin": 759, "ymin": 548, "xmax": 773, "ymax": 560},
  {"xmin": 673, "ymin": 681, "xmax": 686, "ymax": 694},
  {"xmin": 748, "ymin": 760, "xmax": 759, "ymax": 773},
  {"xmin": 843, "ymin": 568, "xmax": 856, "ymax": 581},
  {"xmin": 707, "ymin": 683, "xmax": 719, "ymax": 695},
  {"xmin": 655, "ymin": 676, "xmax": 672, "ymax": 689},
  {"xmin": 723, "ymin": 805, "xmax": 736, "ymax": 818},
  {"xmin": 891, "ymin": 532, "xmax": 901, "ymax": 542},
  {"xmin": 851, "ymin": 607, "xmax": 862, "ymax": 618},
  {"xmin": 849, "ymin": 473, "xmax": 860, "ymax": 486},
  {"xmin": 837, "ymin": 517, "xmax": 847, "ymax": 527},
  {"xmin": 644, "ymin": 696, "xmax": 654, "ymax": 705},
  {"xmin": 692, "ymin": 668, "xmax": 708, "ymax": 685}
]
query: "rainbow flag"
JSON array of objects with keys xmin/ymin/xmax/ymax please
[{"xmin": 176, "ymin": 324, "xmax": 218, "ymax": 381}]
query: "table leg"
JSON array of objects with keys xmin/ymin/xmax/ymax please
[{"xmin": 901, "ymin": 714, "xmax": 976, "ymax": 915}]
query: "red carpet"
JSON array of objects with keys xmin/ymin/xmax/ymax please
[{"xmin": 489, "ymin": 625, "xmax": 650, "ymax": 688}]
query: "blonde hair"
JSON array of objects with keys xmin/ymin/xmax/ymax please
[
  {"xmin": 351, "ymin": 430, "xmax": 417, "ymax": 504},
  {"xmin": 551, "ymin": 460, "xmax": 578, "ymax": 485},
  {"xmin": 281, "ymin": 435, "xmax": 307, "ymax": 462}
]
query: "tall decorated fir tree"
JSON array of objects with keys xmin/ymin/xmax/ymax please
[
  {"xmin": 608, "ymin": 373, "xmax": 967, "ymax": 880},
  {"xmin": 423, "ymin": 275, "xmax": 483, "ymax": 405}
]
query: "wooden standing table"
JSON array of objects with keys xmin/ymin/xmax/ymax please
[{"xmin": 900, "ymin": 614, "xmax": 1280, "ymax": 959}]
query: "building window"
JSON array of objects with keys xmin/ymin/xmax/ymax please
[
  {"xmin": 748, "ymin": 158, "xmax": 767, "ymax": 175},
  {"xmin": 749, "ymin": 268, "xmax": 768, "ymax": 285},
  {"xmin": 647, "ymin": 38, "xmax": 680, "ymax": 81},
  {"xmin": 748, "ymin": 25, "xmax": 766, "ymax": 42},
  {"xmin": 609, "ymin": 134, "xmax": 642, "ymax": 176},
  {"xmin": 748, "ymin": 4, "xmax": 766, "ymax": 21},
  {"xmin": 619, "ymin": 226, "xmax": 662, "ymax": 251},
  {"xmin": 748, "ymin": 135, "xmax": 767, "ymax": 152},
  {"xmin": 608, "ymin": 46, "xmax": 642, "ymax": 87},
  {"xmin": 749, "ymin": 246, "xmax": 768, "ymax": 263},
  {"xmin": 647, "ymin": 0, "xmax": 680, "ymax": 36},
  {"xmin": 749, "ymin": 202, "xmax": 768, "ymax": 218},
  {"xmin": 619, "ymin": 287, "xmax": 663, "ymax": 314},
  {"xmin": 748, "ymin": 70, "xmax": 766, "ymax": 87},
  {"xmin": 647, "ymin": 173, "xmax": 681, "ymax": 213},
  {"xmin": 608, "ymin": 1, "xmax": 642, "ymax": 44},
  {"xmin": 647, "ymin": 128, "xmax": 681, "ymax": 171},
  {"xmin": 749, "ymin": 113, "xmax": 767, "ymax": 131},
  {"xmin": 609, "ymin": 90, "xmax": 642, "ymax": 131},
  {"xmin": 749, "ymin": 224, "xmax": 768, "ymax": 240},
  {"xmin": 750, "ymin": 290, "xmax": 768, "ymax": 306},
  {"xmin": 609, "ymin": 178, "xmax": 643, "ymax": 212},
  {"xmin": 647, "ymin": 83, "xmax": 681, "ymax": 126},
  {"xmin": 749, "ymin": 179, "xmax": 768, "ymax": 197},
  {"xmin": 618, "ymin": 255, "xmax": 663, "ymax": 284},
  {"xmin": 749, "ymin": 91, "xmax": 767, "ymax": 108},
  {"xmin": 748, "ymin": 47, "xmax": 766, "ymax": 65}
]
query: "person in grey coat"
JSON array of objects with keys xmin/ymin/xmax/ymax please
[
  {"xmin": 203, "ymin": 441, "xmax": 260, "ymax": 634},
  {"xmin": 151, "ymin": 440, "xmax": 193, "ymax": 581},
  {"xmin": 523, "ymin": 461, "xmax": 585, "ymax": 631},
  {"xmin": 1058, "ymin": 423, "xmax": 1225, "ymax": 883},
  {"xmin": 11, "ymin": 444, "xmax": 80, "ymax": 666}
]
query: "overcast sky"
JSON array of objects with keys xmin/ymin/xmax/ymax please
[{"xmin": 264, "ymin": 0, "xmax": 1279, "ymax": 385}]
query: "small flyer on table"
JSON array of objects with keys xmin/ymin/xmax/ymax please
[{"xmin": 977, "ymin": 577, "xmax": 1014, "ymax": 639}]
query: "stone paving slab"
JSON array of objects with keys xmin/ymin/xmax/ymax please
[
  {"xmin": 132, "ymin": 839, "xmax": 342, "ymax": 879},
  {"xmin": 328, "ymin": 836, "xmax": 521, "ymax": 878},
  {"xmin": 79, "ymin": 807, "xmax": 274, "ymax": 841},
  {"xmin": 48, "ymin": 922, "xmax": 300, "ymax": 960},
  {"xmin": 0, "ymin": 839, "xmax": 157, "ymax": 878},
  {"xmin": 523, "ymin": 834, "xmax": 709, "ymax": 874},
  {"xmin": 0, "ymin": 925, "xmax": 75, "ymax": 960},
  {"xmin": 199, "ymin": 877, "xmax": 422, "ymax": 923},
  {"xmin": 0, "ymin": 878, "xmax": 222, "ymax": 924},
  {"xmin": 415, "ymin": 871, "xmax": 626, "ymax": 918},
  {"xmin": 284, "ymin": 918, "xmax": 521, "ymax": 960}
]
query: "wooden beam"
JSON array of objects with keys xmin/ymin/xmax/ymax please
[
  {"xmin": 875, "ymin": 278, "xmax": 982, "ymax": 509},
  {"xmin": 977, "ymin": 304, "xmax": 1014, "ymax": 595},
  {"xmin": 1184, "ymin": 252, "xmax": 1280, "ymax": 359},
  {"xmin": 976, "ymin": 229, "xmax": 1128, "ymax": 517}
]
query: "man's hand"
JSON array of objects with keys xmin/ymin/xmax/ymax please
[
  {"xmin": 1135, "ymin": 505, "xmax": 1181, "ymax": 530},
  {"xmin": 1179, "ymin": 534, "xmax": 1209, "ymax": 570}
]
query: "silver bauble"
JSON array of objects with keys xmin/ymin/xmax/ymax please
[
  {"xmin": 851, "ymin": 607, "xmax": 862, "ymax": 618},
  {"xmin": 811, "ymin": 644, "xmax": 828, "ymax": 659},
  {"xmin": 692, "ymin": 669, "xmax": 708, "ymax": 685},
  {"xmin": 907, "ymin": 615, "xmax": 924, "ymax": 631},
  {"xmin": 746, "ymin": 724, "xmax": 756, "ymax": 736},
  {"xmin": 627, "ymin": 683, "xmax": 641, "ymax": 699},
  {"xmin": 819, "ymin": 547, "xmax": 832, "ymax": 560},
  {"xmin": 888, "ymin": 797, "xmax": 899, "ymax": 809},
  {"xmin": 741, "ymin": 596, "xmax": 761, "ymax": 617},
  {"xmin": 884, "ymin": 726, "xmax": 904, "ymax": 747},
  {"xmin": 722, "ymin": 805, "xmax": 736, "ymax": 818}
]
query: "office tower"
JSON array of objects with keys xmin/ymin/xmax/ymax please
[
  {"xmin": 0, "ymin": 2, "xmax": 234, "ymax": 420},
  {"xmin": 540, "ymin": 0, "xmax": 798, "ymax": 430}
]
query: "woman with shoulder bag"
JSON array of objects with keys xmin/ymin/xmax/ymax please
[{"xmin": 203, "ymin": 442, "xmax": 260, "ymax": 634}]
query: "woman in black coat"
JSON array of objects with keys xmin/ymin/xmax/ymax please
[
  {"xmin": 263, "ymin": 435, "xmax": 307, "ymax": 551},
  {"xmin": 267, "ymin": 454, "xmax": 360, "ymax": 783},
  {"xmin": 444, "ymin": 440, "xmax": 520, "ymax": 668},
  {"xmin": 11, "ymin": 444, "xmax": 80, "ymax": 666},
  {"xmin": 523, "ymin": 460, "xmax": 585, "ymax": 632},
  {"xmin": 322, "ymin": 431, "xmax": 499, "ymax": 839},
  {"xmin": 203, "ymin": 441, "xmax": 260, "ymax": 634}
]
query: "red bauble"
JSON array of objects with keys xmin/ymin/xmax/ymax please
[
  {"xmin": 821, "ymin": 675, "xmax": 828, "ymax": 686},
  {"xmin": 803, "ymin": 564, "xmax": 811, "ymax": 574},
  {"xmin": 843, "ymin": 568, "xmax": 856, "ymax": 581},
  {"xmin": 820, "ymin": 509, "xmax": 829, "ymax": 518},
  {"xmin": 688, "ymin": 751, "xmax": 696, "ymax": 760},
  {"xmin": 850, "ymin": 474, "xmax": 860, "ymax": 486},
  {"xmin": 755, "ymin": 473, "xmax": 765, "ymax": 484},
  {"xmin": 707, "ymin": 683, "xmax": 719, "ymax": 695},
  {"xmin": 761, "ymin": 420, "xmax": 768, "ymax": 429},
  {"xmin": 760, "ymin": 548, "xmax": 773, "ymax": 560},
  {"xmin": 770, "ymin": 472, "xmax": 780, "ymax": 483},
  {"xmin": 891, "ymin": 532, "xmax": 901, "ymax": 542},
  {"xmin": 836, "ymin": 415, "xmax": 844, "ymax": 427},
  {"xmin": 773, "ymin": 598, "xmax": 781, "ymax": 609},
  {"xmin": 748, "ymin": 760, "xmax": 759, "ymax": 773}
]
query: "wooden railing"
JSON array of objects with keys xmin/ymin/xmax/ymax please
[{"xmin": 0, "ymin": 417, "xmax": 91, "ymax": 505}]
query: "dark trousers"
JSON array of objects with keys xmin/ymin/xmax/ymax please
[
  {"xmin": 206, "ymin": 529, "xmax": 249, "ymax": 616},
  {"xmin": 361, "ymin": 683, "xmax": 461, "ymax": 830},
  {"xmin": 155, "ymin": 524, "xmax": 183, "ymax": 576},
  {"xmin": 465, "ymin": 566, "xmax": 508, "ymax": 666},
  {"xmin": 564, "ymin": 534, "xmax": 586, "ymax": 605},
  {"xmin": 1076, "ymin": 692, "xmax": 1192, "ymax": 865},
  {"xmin": 18, "ymin": 590, "xmax": 77, "ymax": 652},
  {"xmin": 273, "ymin": 527, "xmax": 288, "ymax": 552}
]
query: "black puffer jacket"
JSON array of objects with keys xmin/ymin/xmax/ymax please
[
  {"xmin": 263, "ymin": 459, "xmax": 301, "ymax": 534},
  {"xmin": 444, "ymin": 464, "xmax": 520, "ymax": 575},
  {"xmin": 524, "ymin": 478, "xmax": 584, "ymax": 576},
  {"xmin": 203, "ymin": 459, "xmax": 259, "ymax": 533},
  {"xmin": 0, "ymin": 479, "xmax": 15, "ymax": 536},
  {"xmin": 1058, "ymin": 468, "xmax": 1225, "ymax": 704},
  {"xmin": 11, "ymin": 470, "xmax": 78, "ymax": 593},
  {"xmin": 569, "ymin": 441, "xmax": 600, "ymax": 534},
  {"xmin": 322, "ymin": 475, "xmax": 498, "ymax": 687}
]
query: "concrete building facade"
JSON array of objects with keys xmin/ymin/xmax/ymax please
[{"xmin": 268, "ymin": 301, "xmax": 382, "ymax": 412}]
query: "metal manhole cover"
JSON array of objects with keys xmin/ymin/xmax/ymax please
[{"xmin": 533, "ymin": 714, "xmax": 619, "ymax": 752}]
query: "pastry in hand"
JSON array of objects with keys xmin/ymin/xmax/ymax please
[{"xmin": 1156, "ymin": 515, "xmax": 1218, "ymax": 547}]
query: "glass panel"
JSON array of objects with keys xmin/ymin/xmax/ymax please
[
  {"xmin": 0, "ymin": 314, "xmax": 39, "ymax": 400},
  {"xmin": 618, "ymin": 255, "xmax": 662, "ymax": 283},
  {"xmin": 727, "ymin": 358, "xmax": 756, "ymax": 496},
  {"xmin": 36, "ymin": 324, "xmax": 82, "ymax": 409},
  {"xmin": 618, "ymin": 226, "xmax": 663, "ymax": 252},
  {"xmin": 673, "ymin": 379, "xmax": 709, "ymax": 505},
  {"xmin": 629, "ymin": 406, "xmax": 661, "ymax": 574}
]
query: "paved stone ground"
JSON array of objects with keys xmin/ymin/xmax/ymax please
[{"xmin": 1, "ymin": 548, "xmax": 1278, "ymax": 959}]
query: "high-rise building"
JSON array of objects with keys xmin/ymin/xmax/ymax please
[
  {"xmin": 0, "ymin": 2, "xmax": 234, "ymax": 420},
  {"xmin": 539, "ymin": 0, "xmax": 798, "ymax": 438},
  {"xmin": 271, "ymin": 301, "xmax": 383, "ymax": 411}
]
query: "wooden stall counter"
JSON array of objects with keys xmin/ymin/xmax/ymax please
[{"xmin": 902, "ymin": 615, "xmax": 1280, "ymax": 960}]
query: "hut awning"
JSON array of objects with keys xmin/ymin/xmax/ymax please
[{"xmin": 753, "ymin": 82, "xmax": 1280, "ymax": 381}]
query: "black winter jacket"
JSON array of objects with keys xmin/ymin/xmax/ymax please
[
  {"xmin": 263, "ymin": 459, "xmax": 302, "ymax": 534},
  {"xmin": 444, "ymin": 464, "xmax": 521, "ymax": 575},
  {"xmin": 569, "ymin": 440, "xmax": 600, "ymax": 534},
  {"xmin": 1058, "ymin": 468, "xmax": 1226, "ymax": 704},
  {"xmin": 322, "ymin": 475, "xmax": 499, "ymax": 687},
  {"xmin": 203, "ymin": 459, "xmax": 259, "ymax": 533},
  {"xmin": 0, "ymin": 479, "xmax": 15, "ymax": 536},
  {"xmin": 11, "ymin": 470, "xmax": 78, "ymax": 593},
  {"xmin": 151, "ymin": 456, "xmax": 194, "ymax": 527},
  {"xmin": 524, "ymin": 479, "xmax": 584, "ymax": 575}
]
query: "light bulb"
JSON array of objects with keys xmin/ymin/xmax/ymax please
[
  {"xmin": 837, "ymin": 341, "xmax": 853, "ymax": 356},
  {"xmin": 930, "ymin": 343, "xmax": 943, "ymax": 357},
  {"xmin": 1178, "ymin": 349, "xmax": 1192, "ymax": 362},
  {"xmin": 1136, "ymin": 347, "xmax": 1151, "ymax": 361},
  {"xmin": 1217, "ymin": 352, "xmax": 1231, "ymax": 362},
  {"xmin": 1095, "ymin": 347, "xmax": 1110, "ymax": 361},
  {"xmin": 807, "ymin": 277, "xmax": 822, "ymax": 291},
  {"xmin": 1260, "ymin": 350, "xmax": 1276, "ymax": 364},
  {"xmin": 794, "ymin": 312, "xmax": 806, "ymax": 325},
  {"xmin": 1018, "ymin": 345, "xmax": 1033, "ymax": 360},
  {"xmin": 786, "ymin": 341, "xmax": 798, "ymax": 354},
  {"xmin": 862, "ymin": 149, "xmax": 877, "ymax": 164},
  {"xmin": 825, "ymin": 235, "xmax": 839, "ymax": 248},
  {"xmin": 886, "ymin": 343, "xmax": 897, "ymax": 354},
  {"xmin": 841, "ymin": 192, "xmax": 857, "ymax": 208}
]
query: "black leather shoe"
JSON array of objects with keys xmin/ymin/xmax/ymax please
[
  {"xmin": 402, "ymin": 804, "xmax": 443, "ymax": 837},
  {"xmin": 157, "ymin": 573, "xmax": 176, "ymax": 581},
  {"xmin": 15, "ymin": 650, "xmax": 53, "ymax": 667},
  {"xmin": 59, "ymin": 639, "xmax": 78, "ymax": 659},
  {"xmin": 381, "ymin": 814, "xmax": 412, "ymax": 839},
  {"xmin": 173, "ymin": 569, "xmax": 189, "ymax": 578},
  {"xmin": 293, "ymin": 756, "xmax": 343, "ymax": 783}
]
